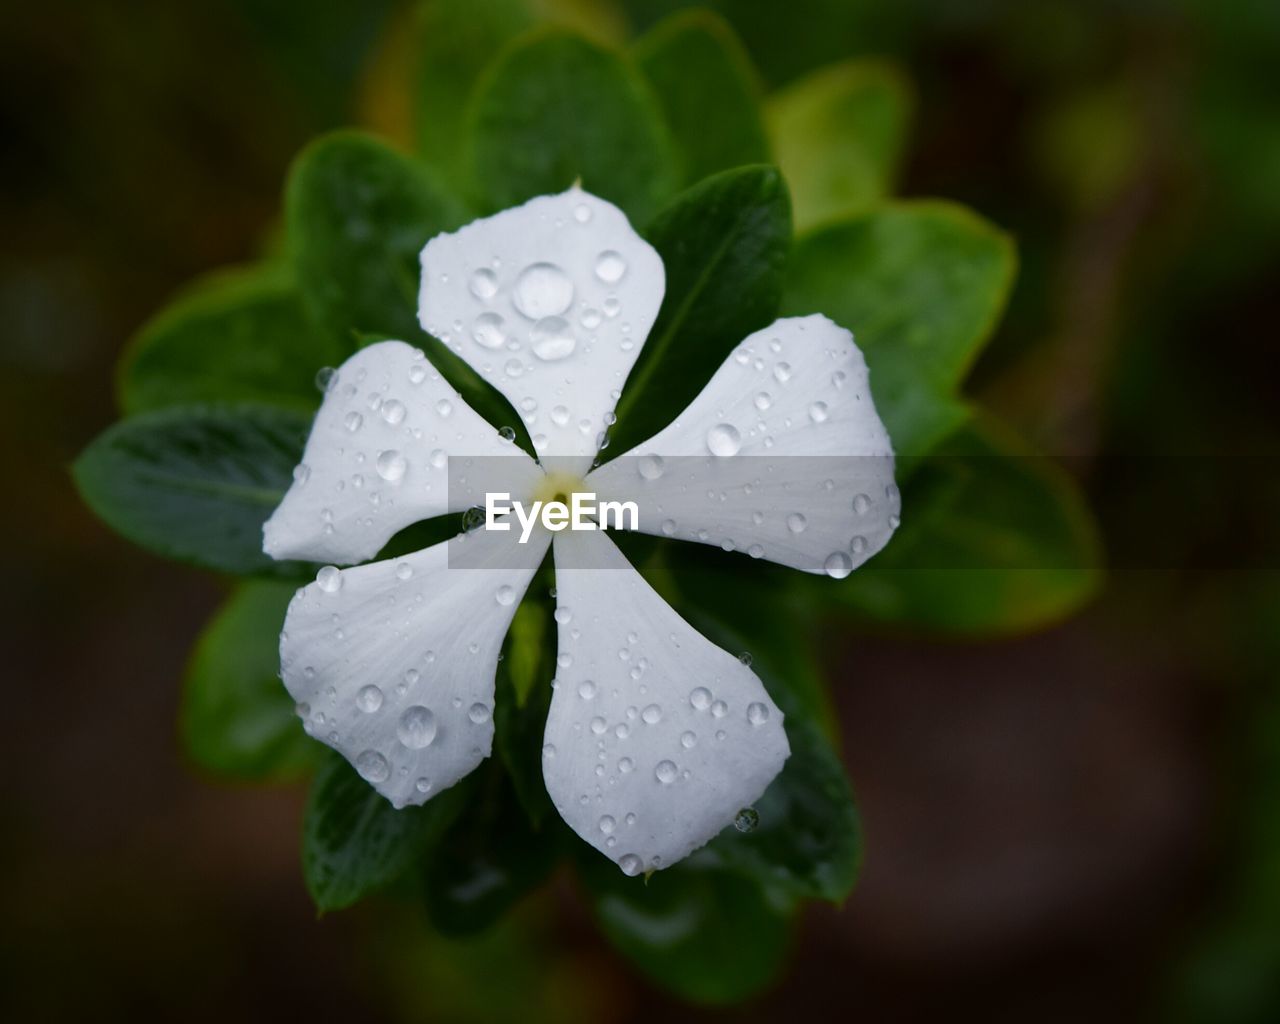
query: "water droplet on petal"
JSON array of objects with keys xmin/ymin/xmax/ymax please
[
  {"xmin": 706, "ymin": 423, "xmax": 741, "ymax": 457},
  {"xmin": 850, "ymin": 535, "xmax": 868, "ymax": 555},
  {"xmin": 787, "ymin": 512, "xmax": 807, "ymax": 534},
  {"xmin": 680, "ymin": 731, "xmax": 697, "ymax": 749},
  {"xmin": 734, "ymin": 807, "xmax": 759, "ymax": 832},
  {"xmin": 619, "ymin": 853, "xmax": 643, "ymax": 876},
  {"xmin": 809, "ymin": 401, "xmax": 829, "ymax": 423},
  {"xmin": 397, "ymin": 706, "xmax": 437, "ymax": 748},
  {"xmin": 355, "ymin": 750, "xmax": 390, "ymax": 783},
  {"xmin": 690, "ymin": 687, "xmax": 712, "ymax": 710},
  {"xmin": 853, "ymin": 493, "xmax": 871, "ymax": 515},
  {"xmin": 599, "ymin": 814, "xmax": 616, "ymax": 834},
  {"xmin": 436, "ymin": 398, "xmax": 453, "ymax": 418},
  {"xmin": 747, "ymin": 702, "xmax": 770, "ymax": 726},
  {"xmin": 513, "ymin": 262, "xmax": 573, "ymax": 319},
  {"xmin": 638, "ymin": 454, "xmax": 664, "ymax": 481},
  {"xmin": 660, "ymin": 518, "xmax": 676, "ymax": 536},
  {"xmin": 531, "ymin": 316, "xmax": 576, "ymax": 360},
  {"xmin": 773, "ymin": 362, "xmax": 792, "ymax": 383},
  {"xmin": 824, "ymin": 551, "xmax": 854, "ymax": 578},
  {"xmin": 550, "ymin": 405, "xmax": 570, "ymax": 427},
  {"xmin": 468, "ymin": 702, "xmax": 491, "ymax": 724},
  {"xmin": 380, "ymin": 399, "xmax": 406, "ymax": 425},
  {"xmin": 376, "ymin": 450, "xmax": 407, "ymax": 482},
  {"xmin": 655, "ymin": 760, "xmax": 678, "ymax": 784},
  {"xmin": 316, "ymin": 566, "xmax": 342, "ymax": 593},
  {"xmin": 578, "ymin": 679, "xmax": 597, "ymax": 700},
  {"xmin": 471, "ymin": 312, "xmax": 506, "ymax": 349},
  {"xmin": 356, "ymin": 685, "xmax": 384, "ymax": 713},
  {"xmin": 754, "ymin": 391, "xmax": 773, "ymax": 411},
  {"xmin": 315, "ymin": 367, "xmax": 337, "ymax": 393},
  {"xmin": 641, "ymin": 704, "xmax": 662, "ymax": 725},
  {"xmin": 469, "ymin": 268, "xmax": 498, "ymax": 300},
  {"xmin": 594, "ymin": 250, "xmax": 627, "ymax": 283},
  {"xmin": 344, "ymin": 411, "xmax": 363, "ymax": 432}
]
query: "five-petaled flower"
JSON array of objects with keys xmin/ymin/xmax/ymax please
[{"xmin": 263, "ymin": 188, "xmax": 899, "ymax": 876}]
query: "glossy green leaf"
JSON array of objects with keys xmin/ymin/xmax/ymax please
[
  {"xmin": 608, "ymin": 165, "xmax": 791, "ymax": 455},
  {"xmin": 303, "ymin": 751, "xmax": 469, "ymax": 912},
  {"xmin": 768, "ymin": 59, "xmax": 913, "ymax": 230},
  {"xmin": 465, "ymin": 28, "xmax": 679, "ymax": 223},
  {"xmin": 494, "ymin": 594, "xmax": 556, "ymax": 824},
  {"xmin": 782, "ymin": 200, "xmax": 1016, "ymax": 458},
  {"xmin": 825, "ymin": 418, "xmax": 1103, "ymax": 633},
  {"xmin": 411, "ymin": 0, "xmax": 533, "ymax": 182},
  {"xmin": 181, "ymin": 581, "xmax": 316, "ymax": 780},
  {"xmin": 72, "ymin": 404, "xmax": 311, "ymax": 576},
  {"xmin": 286, "ymin": 130, "xmax": 468, "ymax": 343},
  {"xmin": 579, "ymin": 853, "xmax": 792, "ymax": 1004},
  {"xmin": 118, "ymin": 264, "xmax": 341, "ymax": 416},
  {"xmin": 422, "ymin": 763, "xmax": 561, "ymax": 936},
  {"xmin": 633, "ymin": 10, "xmax": 769, "ymax": 186}
]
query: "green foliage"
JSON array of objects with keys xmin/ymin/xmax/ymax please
[
  {"xmin": 118, "ymin": 263, "xmax": 341, "ymax": 415},
  {"xmin": 783, "ymin": 201, "xmax": 1017, "ymax": 459},
  {"xmin": 768, "ymin": 59, "xmax": 912, "ymax": 229},
  {"xmin": 825, "ymin": 418, "xmax": 1102, "ymax": 633},
  {"xmin": 633, "ymin": 10, "xmax": 770, "ymax": 187},
  {"xmin": 466, "ymin": 27, "xmax": 679, "ymax": 223},
  {"xmin": 494, "ymin": 594, "xmax": 557, "ymax": 824},
  {"xmin": 72, "ymin": 403, "xmax": 310, "ymax": 576},
  {"xmin": 181, "ymin": 581, "xmax": 317, "ymax": 780},
  {"xmin": 303, "ymin": 751, "xmax": 468, "ymax": 912},
  {"xmin": 609, "ymin": 165, "xmax": 791, "ymax": 454},
  {"xmin": 286, "ymin": 130, "xmax": 468, "ymax": 343},
  {"xmin": 579, "ymin": 852, "xmax": 792, "ymax": 1004}
]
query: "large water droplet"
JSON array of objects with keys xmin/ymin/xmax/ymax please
[
  {"xmin": 690, "ymin": 687, "xmax": 712, "ymax": 710},
  {"xmin": 316, "ymin": 566, "xmax": 342, "ymax": 593},
  {"xmin": 397, "ymin": 706, "xmax": 437, "ymax": 748},
  {"xmin": 471, "ymin": 312, "xmax": 506, "ymax": 349},
  {"xmin": 513, "ymin": 262, "xmax": 573, "ymax": 319},
  {"xmin": 655, "ymin": 760, "xmax": 678, "ymax": 784},
  {"xmin": 531, "ymin": 316, "xmax": 576, "ymax": 360},
  {"xmin": 734, "ymin": 807, "xmax": 759, "ymax": 833},
  {"xmin": 469, "ymin": 268, "xmax": 498, "ymax": 300},
  {"xmin": 619, "ymin": 853, "xmax": 643, "ymax": 876},
  {"xmin": 706, "ymin": 423, "xmax": 741, "ymax": 457},
  {"xmin": 747, "ymin": 702, "xmax": 770, "ymax": 726},
  {"xmin": 468, "ymin": 702, "xmax": 491, "ymax": 724},
  {"xmin": 355, "ymin": 750, "xmax": 390, "ymax": 783},
  {"xmin": 824, "ymin": 551, "xmax": 854, "ymax": 579},
  {"xmin": 356, "ymin": 685, "xmax": 384, "ymax": 712},
  {"xmin": 376, "ymin": 450, "xmax": 407, "ymax": 482},
  {"xmin": 594, "ymin": 250, "xmax": 627, "ymax": 283},
  {"xmin": 641, "ymin": 704, "xmax": 662, "ymax": 725},
  {"xmin": 599, "ymin": 814, "xmax": 616, "ymax": 834}
]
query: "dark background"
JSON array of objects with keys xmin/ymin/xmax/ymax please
[{"xmin": 2, "ymin": 1, "xmax": 1278, "ymax": 1020}]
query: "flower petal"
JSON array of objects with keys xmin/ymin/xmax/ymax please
[
  {"xmin": 543, "ymin": 528, "xmax": 789, "ymax": 874},
  {"xmin": 587, "ymin": 314, "xmax": 900, "ymax": 576},
  {"xmin": 263, "ymin": 340, "xmax": 542, "ymax": 564},
  {"xmin": 281, "ymin": 526, "xmax": 550, "ymax": 809},
  {"xmin": 418, "ymin": 189, "xmax": 665, "ymax": 475}
]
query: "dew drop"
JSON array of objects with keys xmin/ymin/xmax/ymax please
[
  {"xmin": 824, "ymin": 551, "xmax": 854, "ymax": 579},
  {"xmin": 513, "ymin": 262, "xmax": 573, "ymax": 318},
  {"xmin": 550, "ymin": 405, "xmax": 570, "ymax": 427},
  {"xmin": 754, "ymin": 391, "xmax": 773, "ymax": 411},
  {"xmin": 774, "ymin": 362, "xmax": 793, "ymax": 383},
  {"xmin": 498, "ymin": 425, "xmax": 517, "ymax": 442},
  {"xmin": 397, "ymin": 706, "xmax": 437, "ymax": 748},
  {"xmin": 468, "ymin": 702, "xmax": 491, "ymax": 724},
  {"xmin": 415, "ymin": 777, "xmax": 432, "ymax": 793},
  {"xmin": 734, "ymin": 807, "xmax": 760, "ymax": 833},
  {"xmin": 680, "ymin": 731, "xmax": 697, "ymax": 749},
  {"xmin": 809, "ymin": 401, "xmax": 830, "ymax": 423},
  {"xmin": 706, "ymin": 423, "xmax": 741, "ymax": 457},
  {"xmin": 655, "ymin": 760, "xmax": 678, "ymax": 784},
  {"xmin": 315, "ymin": 367, "xmax": 337, "ymax": 393},
  {"xmin": 747, "ymin": 702, "xmax": 770, "ymax": 726},
  {"xmin": 599, "ymin": 814, "xmax": 616, "ymax": 834},
  {"xmin": 495, "ymin": 584, "xmax": 515, "ymax": 606},
  {"xmin": 376, "ymin": 450, "xmax": 407, "ymax": 482},
  {"xmin": 380, "ymin": 399, "xmax": 406, "ymax": 425},
  {"xmin": 344, "ymin": 411, "xmax": 364, "ymax": 432},
  {"xmin": 531, "ymin": 316, "xmax": 576, "ymax": 360},
  {"xmin": 787, "ymin": 512, "xmax": 807, "ymax": 534},
  {"xmin": 850, "ymin": 535, "xmax": 868, "ymax": 555},
  {"xmin": 471, "ymin": 312, "xmax": 506, "ymax": 349},
  {"xmin": 356, "ymin": 685, "xmax": 384, "ymax": 713},
  {"xmin": 853, "ymin": 493, "xmax": 871, "ymax": 515},
  {"xmin": 660, "ymin": 518, "xmax": 676, "ymax": 536},
  {"xmin": 711, "ymin": 700, "xmax": 728, "ymax": 718},
  {"xmin": 316, "ymin": 566, "xmax": 342, "ymax": 593},
  {"xmin": 590, "ymin": 716, "xmax": 608, "ymax": 735},
  {"xmin": 469, "ymin": 268, "xmax": 498, "ymax": 300},
  {"xmin": 293, "ymin": 463, "xmax": 311, "ymax": 485},
  {"xmin": 574, "ymin": 203, "xmax": 592, "ymax": 223},
  {"xmin": 619, "ymin": 853, "xmax": 643, "ymax": 876},
  {"xmin": 638, "ymin": 454, "xmax": 665, "ymax": 481},
  {"xmin": 641, "ymin": 704, "xmax": 662, "ymax": 725},
  {"xmin": 594, "ymin": 250, "xmax": 627, "ymax": 283},
  {"xmin": 436, "ymin": 398, "xmax": 453, "ymax": 418},
  {"xmin": 355, "ymin": 750, "xmax": 390, "ymax": 783},
  {"xmin": 690, "ymin": 687, "xmax": 712, "ymax": 710},
  {"xmin": 578, "ymin": 679, "xmax": 597, "ymax": 700}
]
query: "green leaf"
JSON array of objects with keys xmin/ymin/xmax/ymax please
[
  {"xmin": 823, "ymin": 417, "xmax": 1103, "ymax": 634},
  {"xmin": 494, "ymin": 594, "xmax": 556, "ymax": 824},
  {"xmin": 117, "ymin": 263, "xmax": 341, "ymax": 416},
  {"xmin": 181, "ymin": 581, "xmax": 317, "ymax": 781},
  {"xmin": 608, "ymin": 165, "xmax": 791, "ymax": 455},
  {"xmin": 782, "ymin": 200, "xmax": 1016, "ymax": 458},
  {"xmin": 411, "ymin": 0, "xmax": 533, "ymax": 181},
  {"xmin": 465, "ymin": 27, "xmax": 679, "ymax": 223},
  {"xmin": 72, "ymin": 404, "xmax": 311, "ymax": 576},
  {"xmin": 303, "ymin": 751, "xmax": 468, "ymax": 912},
  {"xmin": 422, "ymin": 763, "xmax": 561, "ymax": 936},
  {"xmin": 286, "ymin": 130, "xmax": 468, "ymax": 343},
  {"xmin": 768, "ymin": 59, "xmax": 913, "ymax": 230},
  {"xmin": 633, "ymin": 10, "xmax": 769, "ymax": 187},
  {"xmin": 579, "ymin": 853, "xmax": 792, "ymax": 1004}
]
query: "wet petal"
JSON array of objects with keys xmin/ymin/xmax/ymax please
[
  {"xmin": 587, "ymin": 314, "xmax": 900, "ymax": 576},
  {"xmin": 281, "ymin": 526, "xmax": 550, "ymax": 808},
  {"xmin": 418, "ymin": 189, "xmax": 664, "ymax": 475},
  {"xmin": 543, "ymin": 528, "xmax": 789, "ymax": 874},
  {"xmin": 263, "ymin": 340, "xmax": 542, "ymax": 564}
]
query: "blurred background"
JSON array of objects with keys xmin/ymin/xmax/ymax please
[{"xmin": 2, "ymin": 0, "xmax": 1277, "ymax": 1020}]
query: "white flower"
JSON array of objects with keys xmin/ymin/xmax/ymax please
[{"xmin": 263, "ymin": 189, "xmax": 899, "ymax": 876}]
